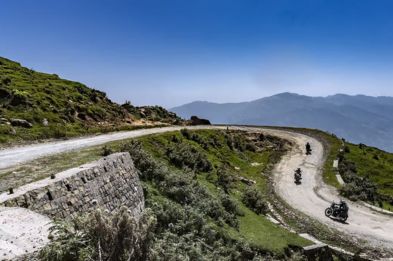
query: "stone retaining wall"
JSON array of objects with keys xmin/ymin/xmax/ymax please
[{"xmin": 0, "ymin": 153, "xmax": 144, "ymax": 219}]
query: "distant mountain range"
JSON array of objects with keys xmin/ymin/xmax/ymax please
[{"xmin": 171, "ymin": 93, "xmax": 393, "ymax": 152}]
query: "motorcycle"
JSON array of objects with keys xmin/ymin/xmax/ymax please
[
  {"xmin": 294, "ymin": 168, "xmax": 302, "ymax": 185},
  {"xmin": 325, "ymin": 201, "xmax": 348, "ymax": 222},
  {"xmin": 306, "ymin": 142, "xmax": 312, "ymax": 155}
]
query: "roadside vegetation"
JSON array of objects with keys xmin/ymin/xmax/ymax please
[
  {"xmin": 39, "ymin": 129, "xmax": 310, "ymax": 260},
  {"xmin": 338, "ymin": 143, "xmax": 393, "ymax": 210},
  {"xmin": 0, "ymin": 56, "xmax": 182, "ymax": 145}
]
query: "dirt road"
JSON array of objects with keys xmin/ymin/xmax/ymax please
[
  {"xmin": 259, "ymin": 128, "xmax": 393, "ymax": 252},
  {"xmin": 0, "ymin": 126, "xmax": 392, "ymax": 258},
  {"xmin": 0, "ymin": 126, "xmax": 217, "ymax": 170}
]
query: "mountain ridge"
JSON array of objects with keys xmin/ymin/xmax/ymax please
[{"xmin": 171, "ymin": 92, "xmax": 393, "ymax": 152}]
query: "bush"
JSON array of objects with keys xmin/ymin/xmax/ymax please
[
  {"xmin": 166, "ymin": 142, "xmax": 212, "ymax": 172},
  {"xmin": 220, "ymin": 193, "xmax": 243, "ymax": 216},
  {"xmin": 40, "ymin": 207, "xmax": 156, "ymax": 261},
  {"xmin": 216, "ymin": 167, "xmax": 236, "ymax": 193},
  {"xmin": 101, "ymin": 145, "xmax": 113, "ymax": 156},
  {"xmin": 242, "ymin": 187, "xmax": 268, "ymax": 215},
  {"xmin": 338, "ymin": 158, "xmax": 379, "ymax": 202},
  {"xmin": 0, "ymin": 124, "xmax": 13, "ymax": 135},
  {"xmin": 180, "ymin": 128, "xmax": 191, "ymax": 139},
  {"xmin": 148, "ymin": 200, "xmax": 254, "ymax": 259},
  {"xmin": 122, "ymin": 140, "xmax": 167, "ymax": 182}
]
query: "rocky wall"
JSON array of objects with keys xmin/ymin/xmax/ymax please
[{"xmin": 0, "ymin": 153, "xmax": 144, "ymax": 220}]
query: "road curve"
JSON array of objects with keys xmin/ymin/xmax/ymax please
[
  {"xmin": 0, "ymin": 126, "xmax": 392, "ymax": 253},
  {"xmin": 256, "ymin": 128, "xmax": 393, "ymax": 252}
]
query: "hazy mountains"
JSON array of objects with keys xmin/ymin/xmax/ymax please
[{"xmin": 171, "ymin": 93, "xmax": 393, "ymax": 152}]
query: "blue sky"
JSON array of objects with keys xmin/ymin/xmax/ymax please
[{"xmin": 1, "ymin": 0, "xmax": 393, "ymax": 107}]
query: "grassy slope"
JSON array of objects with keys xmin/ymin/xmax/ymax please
[
  {"xmin": 0, "ymin": 56, "xmax": 181, "ymax": 144},
  {"xmin": 138, "ymin": 130, "xmax": 310, "ymax": 254}
]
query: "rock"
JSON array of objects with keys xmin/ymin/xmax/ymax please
[
  {"xmin": 239, "ymin": 176, "xmax": 256, "ymax": 185},
  {"xmin": 189, "ymin": 116, "xmax": 211, "ymax": 125},
  {"xmin": 10, "ymin": 118, "xmax": 33, "ymax": 128},
  {"xmin": 42, "ymin": 118, "xmax": 48, "ymax": 126},
  {"xmin": 9, "ymin": 127, "xmax": 16, "ymax": 135},
  {"xmin": 0, "ymin": 117, "xmax": 10, "ymax": 125}
]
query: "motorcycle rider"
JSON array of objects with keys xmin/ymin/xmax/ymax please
[
  {"xmin": 326, "ymin": 200, "xmax": 349, "ymax": 221},
  {"xmin": 339, "ymin": 200, "xmax": 348, "ymax": 212},
  {"xmin": 306, "ymin": 142, "xmax": 312, "ymax": 155},
  {"xmin": 294, "ymin": 168, "xmax": 302, "ymax": 184}
]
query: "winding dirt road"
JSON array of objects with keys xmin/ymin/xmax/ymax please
[
  {"xmin": 0, "ymin": 126, "xmax": 392, "ymax": 258},
  {"xmin": 256, "ymin": 128, "xmax": 393, "ymax": 252}
]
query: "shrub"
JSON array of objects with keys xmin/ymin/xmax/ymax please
[
  {"xmin": 220, "ymin": 193, "xmax": 242, "ymax": 216},
  {"xmin": 242, "ymin": 187, "xmax": 268, "ymax": 215},
  {"xmin": 216, "ymin": 167, "xmax": 235, "ymax": 193},
  {"xmin": 101, "ymin": 145, "xmax": 113, "ymax": 156},
  {"xmin": 0, "ymin": 124, "xmax": 13, "ymax": 135},
  {"xmin": 166, "ymin": 142, "xmax": 212, "ymax": 172},
  {"xmin": 180, "ymin": 128, "xmax": 191, "ymax": 139},
  {"xmin": 40, "ymin": 207, "xmax": 156, "ymax": 261},
  {"xmin": 338, "ymin": 158, "xmax": 379, "ymax": 202},
  {"xmin": 148, "ymin": 200, "xmax": 251, "ymax": 259}
]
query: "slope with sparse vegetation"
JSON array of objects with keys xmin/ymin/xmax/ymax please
[{"xmin": 0, "ymin": 56, "xmax": 182, "ymax": 145}]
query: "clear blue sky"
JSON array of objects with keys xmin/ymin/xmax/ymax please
[{"xmin": 1, "ymin": 0, "xmax": 393, "ymax": 107}]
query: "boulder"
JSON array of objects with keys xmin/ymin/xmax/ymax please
[
  {"xmin": 10, "ymin": 118, "xmax": 33, "ymax": 128},
  {"xmin": 189, "ymin": 116, "xmax": 211, "ymax": 125}
]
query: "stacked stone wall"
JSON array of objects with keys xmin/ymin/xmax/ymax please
[{"xmin": 1, "ymin": 152, "xmax": 144, "ymax": 219}]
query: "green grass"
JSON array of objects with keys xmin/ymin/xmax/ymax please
[
  {"xmin": 0, "ymin": 56, "xmax": 181, "ymax": 145},
  {"xmin": 236, "ymin": 204, "xmax": 307, "ymax": 253},
  {"xmin": 138, "ymin": 129, "xmax": 311, "ymax": 254},
  {"xmin": 343, "ymin": 143, "xmax": 393, "ymax": 206},
  {"xmin": 319, "ymin": 133, "xmax": 343, "ymax": 188}
]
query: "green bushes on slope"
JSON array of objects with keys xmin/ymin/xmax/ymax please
[
  {"xmin": 40, "ymin": 130, "xmax": 309, "ymax": 260},
  {"xmin": 0, "ymin": 56, "xmax": 182, "ymax": 145},
  {"xmin": 338, "ymin": 143, "xmax": 393, "ymax": 209}
]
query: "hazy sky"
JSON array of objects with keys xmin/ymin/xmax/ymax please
[{"xmin": 1, "ymin": 0, "xmax": 393, "ymax": 107}]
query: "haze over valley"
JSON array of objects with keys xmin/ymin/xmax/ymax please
[{"xmin": 172, "ymin": 92, "xmax": 393, "ymax": 152}]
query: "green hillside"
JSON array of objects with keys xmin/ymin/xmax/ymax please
[
  {"xmin": 0, "ymin": 57, "xmax": 182, "ymax": 144},
  {"xmin": 338, "ymin": 142, "xmax": 393, "ymax": 210},
  {"xmin": 39, "ymin": 129, "xmax": 311, "ymax": 260}
]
